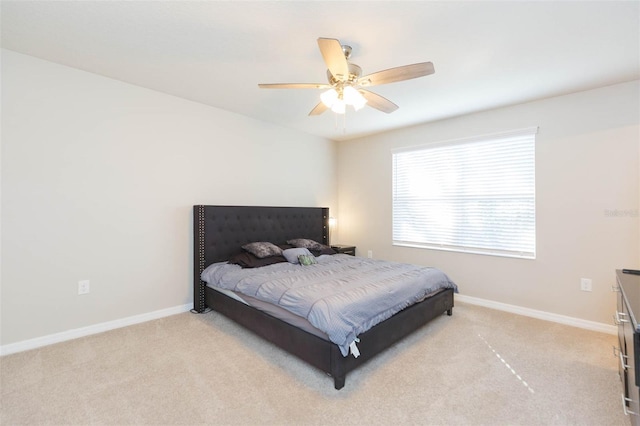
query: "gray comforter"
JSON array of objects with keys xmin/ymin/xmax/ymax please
[{"xmin": 201, "ymin": 254, "xmax": 458, "ymax": 356}]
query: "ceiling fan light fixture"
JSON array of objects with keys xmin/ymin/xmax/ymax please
[
  {"xmin": 352, "ymin": 99, "xmax": 367, "ymax": 111},
  {"xmin": 331, "ymin": 99, "xmax": 346, "ymax": 114},
  {"xmin": 321, "ymin": 86, "xmax": 367, "ymax": 114},
  {"xmin": 343, "ymin": 86, "xmax": 367, "ymax": 111},
  {"xmin": 320, "ymin": 89, "xmax": 339, "ymax": 108}
]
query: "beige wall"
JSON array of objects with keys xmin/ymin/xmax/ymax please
[
  {"xmin": 2, "ymin": 48, "xmax": 637, "ymax": 347},
  {"xmin": 336, "ymin": 80, "xmax": 640, "ymax": 325},
  {"xmin": 0, "ymin": 50, "xmax": 337, "ymax": 345}
]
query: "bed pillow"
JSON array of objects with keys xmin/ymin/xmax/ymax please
[
  {"xmin": 228, "ymin": 252, "xmax": 287, "ymax": 268},
  {"xmin": 287, "ymin": 238, "xmax": 336, "ymax": 256},
  {"xmin": 298, "ymin": 254, "xmax": 318, "ymax": 266},
  {"xmin": 311, "ymin": 246, "xmax": 337, "ymax": 256},
  {"xmin": 287, "ymin": 238, "xmax": 326, "ymax": 250},
  {"xmin": 241, "ymin": 241, "xmax": 283, "ymax": 259},
  {"xmin": 282, "ymin": 247, "xmax": 313, "ymax": 264}
]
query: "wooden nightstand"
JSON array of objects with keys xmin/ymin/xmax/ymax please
[{"xmin": 331, "ymin": 245, "xmax": 356, "ymax": 256}]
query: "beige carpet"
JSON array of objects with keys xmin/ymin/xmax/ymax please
[{"xmin": 0, "ymin": 302, "xmax": 629, "ymax": 425}]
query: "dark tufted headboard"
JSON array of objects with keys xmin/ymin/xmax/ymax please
[{"xmin": 193, "ymin": 205, "xmax": 329, "ymax": 312}]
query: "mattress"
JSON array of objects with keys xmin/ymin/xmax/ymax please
[
  {"xmin": 207, "ymin": 285, "xmax": 330, "ymax": 340},
  {"xmin": 202, "ymin": 254, "xmax": 458, "ymax": 356}
]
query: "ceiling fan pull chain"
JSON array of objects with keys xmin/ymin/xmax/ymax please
[
  {"xmin": 333, "ymin": 110, "xmax": 347, "ymax": 133},
  {"xmin": 343, "ymin": 111, "xmax": 347, "ymax": 134}
]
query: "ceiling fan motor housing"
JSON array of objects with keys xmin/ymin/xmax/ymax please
[{"xmin": 327, "ymin": 63, "xmax": 362, "ymax": 86}]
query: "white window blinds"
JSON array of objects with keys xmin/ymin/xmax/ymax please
[{"xmin": 392, "ymin": 127, "xmax": 537, "ymax": 259}]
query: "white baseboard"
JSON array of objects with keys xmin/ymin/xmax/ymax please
[
  {"xmin": 455, "ymin": 294, "xmax": 617, "ymax": 335},
  {"xmin": 1, "ymin": 296, "xmax": 616, "ymax": 356},
  {"xmin": 0, "ymin": 303, "xmax": 192, "ymax": 356}
]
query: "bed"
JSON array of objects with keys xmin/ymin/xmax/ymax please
[{"xmin": 193, "ymin": 205, "xmax": 456, "ymax": 389}]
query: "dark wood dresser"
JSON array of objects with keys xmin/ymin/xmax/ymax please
[{"xmin": 616, "ymin": 270, "xmax": 640, "ymax": 425}]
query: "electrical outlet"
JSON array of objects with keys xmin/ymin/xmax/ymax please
[
  {"xmin": 367, "ymin": 250, "xmax": 373, "ymax": 258},
  {"xmin": 78, "ymin": 280, "xmax": 90, "ymax": 295},
  {"xmin": 580, "ymin": 278, "xmax": 592, "ymax": 292}
]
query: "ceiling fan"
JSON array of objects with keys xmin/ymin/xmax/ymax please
[{"xmin": 258, "ymin": 37, "xmax": 435, "ymax": 116}]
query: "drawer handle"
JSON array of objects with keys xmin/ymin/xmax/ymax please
[
  {"xmin": 614, "ymin": 311, "xmax": 630, "ymax": 325},
  {"xmin": 613, "ymin": 346, "xmax": 620, "ymax": 357},
  {"xmin": 622, "ymin": 394, "xmax": 640, "ymax": 416},
  {"xmin": 612, "ymin": 285, "xmax": 621, "ymax": 292}
]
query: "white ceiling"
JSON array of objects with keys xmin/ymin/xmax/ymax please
[{"xmin": 2, "ymin": 1, "xmax": 639, "ymax": 141}]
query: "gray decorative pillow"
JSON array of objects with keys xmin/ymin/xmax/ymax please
[
  {"xmin": 286, "ymin": 238, "xmax": 326, "ymax": 251},
  {"xmin": 298, "ymin": 254, "xmax": 317, "ymax": 266},
  {"xmin": 241, "ymin": 242, "xmax": 283, "ymax": 259},
  {"xmin": 283, "ymin": 247, "xmax": 313, "ymax": 264}
]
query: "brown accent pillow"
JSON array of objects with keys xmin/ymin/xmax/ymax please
[
  {"xmin": 311, "ymin": 246, "xmax": 337, "ymax": 256},
  {"xmin": 228, "ymin": 252, "xmax": 287, "ymax": 268}
]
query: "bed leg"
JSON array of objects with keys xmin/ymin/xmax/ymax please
[
  {"xmin": 446, "ymin": 308, "xmax": 453, "ymax": 316},
  {"xmin": 334, "ymin": 376, "xmax": 345, "ymax": 390}
]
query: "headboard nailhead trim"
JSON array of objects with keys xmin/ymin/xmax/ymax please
[{"xmin": 197, "ymin": 205, "xmax": 206, "ymax": 313}]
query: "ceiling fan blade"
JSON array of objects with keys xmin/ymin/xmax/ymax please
[
  {"xmin": 308, "ymin": 102, "xmax": 328, "ymax": 116},
  {"xmin": 360, "ymin": 89, "xmax": 399, "ymax": 114},
  {"xmin": 258, "ymin": 83, "xmax": 331, "ymax": 89},
  {"xmin": 358, "ymin": 62, "xmax": 435, "ymax": 86},
  {"xmin": 317, "ymin": 38, "xmax": 349, "ymax": 81}
]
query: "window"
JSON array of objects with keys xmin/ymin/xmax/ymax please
[{"xmin": 392, "ymin": 127, "xmax": 537, "ymax": 259}]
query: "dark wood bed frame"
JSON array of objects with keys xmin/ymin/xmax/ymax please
[{"xmin": 193, "ymin": 205, "xmax": 454, "ymax": 389}]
